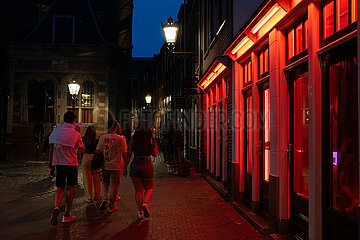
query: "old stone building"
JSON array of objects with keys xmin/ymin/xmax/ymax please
[{"xmin": 0, "ymin": 0, "xmax": 133, "ymax": 160}]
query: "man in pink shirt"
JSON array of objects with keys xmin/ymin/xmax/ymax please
[
  {"xmin": 96, "ymin": 120, "xmax": 127, "ymax": 212},
  {"xmin": 48, "ymin": 111, "xmax": 85, "ymax": 225}
]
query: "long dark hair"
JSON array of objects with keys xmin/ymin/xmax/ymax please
[
  {"xmin": 83, "ymin": 125, "xmax": 96, "ymax": 146},
  {"xmin": 132, "ymin": 120, "xmax": 155, "ymax": 154}
]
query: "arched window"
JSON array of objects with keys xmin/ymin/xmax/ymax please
[
  {"xmin": 27, "ymin": 80, "xmax": 55, "ymax": 123},
  {"xmin": 81, "ymin": 81, "xmax": 94, "ymax": 107},
  {"xmin": 81, "ymin": 81, "xmax": 94, "ymax": 124}
]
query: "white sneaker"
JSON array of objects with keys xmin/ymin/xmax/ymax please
[
  {"xmin": 62, "ymin": 214, "xmax": 77, "ymax": 223},
  {"xmin": 137, "ymin": 210, "xmax": 144, "ymax": 220}
]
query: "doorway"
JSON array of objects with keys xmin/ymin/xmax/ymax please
[
  {"xmin": 323, "ymin": 50, "xmax": 358, "ymax": 240},
  {"xmin": 288, "ymin": 64, "xmax": 309, "ymax": 240},
  {"xmin": 244, "ymin": 91, "xmax": 253, "ymax": 207},
  {"xmin": 259, "ymin": 83, "xmax": 270, "ymax": 218}
]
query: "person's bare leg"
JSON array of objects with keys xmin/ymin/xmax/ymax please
[
  {"xmin": 55, "ymin": 187, "xmax": 64, "ymax": 207},
  {"xmin": 64, "ymin": 186, "xmax": 74, "ymax": 215},
  {"xmin": 131, "ymin": 177, "xmax": 144, "ymax": 210},
  {"xmin": 143, "ymin": 178, "xmax": 154, "ymax": 204}
]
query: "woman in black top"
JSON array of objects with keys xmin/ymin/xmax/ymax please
[
  {"xmin": 81, "ymin": 125, "xmax": 101, "ymax": 203},
  {"xmin": 123, "ymin": 120, "xmax": 158, "ymax": 219}
]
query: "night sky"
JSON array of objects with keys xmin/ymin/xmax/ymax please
[{"xmin": 132, "ymin": 0, "xmax": 184, "ymax": 57}]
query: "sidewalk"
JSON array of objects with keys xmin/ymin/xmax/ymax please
[{"xmin": 0, "ymin": 154, "xmax": 266, "ymax": 240}]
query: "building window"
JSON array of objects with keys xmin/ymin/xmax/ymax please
[
  {"xmin": 27, "ymin": 80, "xmax": 55, "ymax": 123},
  {"xmin": 258, "ymin": 46, "xmax": 269, "ymax": 77},
  {"xmin": 53, "ymin": 16, "xmax": 75, "ymax": 43},
  {"xmin": 287, "ymin": 17, "xmax": 308, "ymax": 60},
  {"xmin": 81, "ymin": 81, "xmax": 94, "ymax": 107},
  {"xmin": 329, "ymin": 56, "xmax": 358, "ymax": 217},
  {"xmin": 243, "ymin": 58, "xmax": 252, "ymax": 85},
  {"xmin": 322, "ymin": 0, "xmax": 357, "ymax": 39}
]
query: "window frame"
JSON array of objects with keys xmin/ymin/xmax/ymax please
[
  {"xmin": 52, "ymin": 15, "xmax": 75, "ymax": 44},
  {"xmin": 286, "ymin": 15, "xmax": 309, "ymax": 65},
  {"xmin": 258, "ymin": 45, "xmax": 269, "ymax": 79},
  {"xmin": 242, "ymin": 58, "xmax": 252, "ymax": 87},
  {"xmin": 320, "ymin": 0, "xmax": 358, "ymax": 47}
]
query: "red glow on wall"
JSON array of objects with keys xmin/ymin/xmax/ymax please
[
  {"xmin": 198, "ymin": 61, "xmax": 227, "ymax": 90},
  {"xmin": 226, "ymin": 35, "xmax": 254, "ymax": 61}
]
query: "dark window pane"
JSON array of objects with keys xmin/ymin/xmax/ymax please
[
  {"xmin": 54, "ymin": 17, "xmax": 73, "ymax": 43},
  {"xmin": 27, "ymin": 80, "xmax": 38, "ymax": 105}
]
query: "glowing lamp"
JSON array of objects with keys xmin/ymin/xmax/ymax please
[
  {"xmin": 145, "ymin": 95, "xmax": 152, "ymax": 104},
  {"xmin": 162, "ymin": 17, "xmax": 178, "ymax": 51},
  {"xmin": 68, "ymin": 81, "xmax": 80, "ymax": 96}
]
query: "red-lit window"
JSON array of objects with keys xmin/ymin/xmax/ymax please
[
  {"xmin": 263, "ymin": 89, "xmax": 270, "ymax": 182},
  {"xmin": 287, "ymin": 17, "xmax": 308, "ymax": 59},
  {"xmin": 258, "ymin": 46, "xmax": 269, "ymax": 77},
  {"xmin": 245, "ymin": 95, "xmax": 252, "ymax": 174},
  {"xmin": 243, "ymin": 58, "xmax": 252, "ymax": 85},
  {"xmin": 322, "ymin": 0, "xmax": 357, "ymax": 39},
  {"xmin": 329, "ymin": 56, "xmax": 358, "ymax": 217}
]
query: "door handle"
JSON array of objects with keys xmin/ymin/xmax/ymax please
[{"xmin": 287, "ymin": 143, "xmax": 293, "ymax": 163}]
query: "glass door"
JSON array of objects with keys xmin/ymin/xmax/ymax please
[
  {"xmin": 244, "ymin": 91, "xmax": 253, "ymax": 206},
  {"xmin": 259, "ymin": 83, "xmax": 270, "ymax": 218},
  {"xmin": 324, "ymin": 53, "xmax": 358, "ymax": 240},
  {"xmin": 213, "ymin": 105, "xmax": 217, "ymax": 177},
  {"xmin": 288, "ymin": 66, "xmax": 309, "ymax": 240}
]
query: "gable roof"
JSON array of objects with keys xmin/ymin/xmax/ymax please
[{"xmin": 24, "ymin": 0, "xmax": 106, "ymax": 45}]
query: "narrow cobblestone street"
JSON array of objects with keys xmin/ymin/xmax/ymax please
[{"xmin": 0, "ymin": 154, "xmax": 266, "ymax": 240}]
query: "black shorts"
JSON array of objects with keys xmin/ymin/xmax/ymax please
[
  {"xmin": 55, "ymin": 165, "xmax": 78, "ymax": 187},
  {"xmin": 130, "ymin": 156, "xmax": 154, "ymax": 180}
]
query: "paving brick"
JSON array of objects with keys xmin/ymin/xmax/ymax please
[{"xmin": 0, "ymin": 156, "xmax": 266, "ymax": 240}]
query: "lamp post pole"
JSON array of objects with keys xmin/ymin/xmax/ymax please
[
  {"xmin": 72, "ymin": 96, "xmax": 76, "ymax": 113},
  {"xmin": 68, "ymin": 80, "xmax": 80, "ymax": 114}
]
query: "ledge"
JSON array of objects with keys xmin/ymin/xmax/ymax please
[{"xmin": 232, "ymin": 201, "xmax": 270, "ymax": 235}]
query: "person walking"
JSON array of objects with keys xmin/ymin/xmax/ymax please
[
  {"xmin": 43, "ymin": 123, "xmax": 56, "ymax": 177},
  {"xmin": 81, "ymin": 125, "xmax": 101, "ymax": 203},
  {"xmin": 95, "ymin": 120, "xmax": 127, "ymax": 212},
  {"xmin": 48, "ymin": 111, "xmax": 85, "ymax": 226},
  {"xmin": 123, "ymin": 119, "xmax": 158, "ymax": 220}
]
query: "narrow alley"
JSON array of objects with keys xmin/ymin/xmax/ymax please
[{"xmin": 0, "ymin": 155, "xmax": 266, "ymax": 240}]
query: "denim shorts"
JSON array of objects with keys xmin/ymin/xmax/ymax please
[
  {"xmin": 55, "ymin": 165, "xmax": 78, "ymax": 187},
  {"xmin": 130, "ymin": 156, "xmax": 154, "ymax": 180}
]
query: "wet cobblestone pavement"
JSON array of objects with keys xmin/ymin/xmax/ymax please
[{"xmin": 0, "ymin": 153, "xmax": 266, "ymax": 240}]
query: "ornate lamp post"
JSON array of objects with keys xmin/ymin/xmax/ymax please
[
  {"xmin": 161, "ymin": 17, "xmax": 178, "ymax": 51},
  {"xmin": 68, "ymin": 80, "xmax": 80, "ymax": 113}
]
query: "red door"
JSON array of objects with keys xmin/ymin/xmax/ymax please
[{"xmin": 288, "ymin": 66, "xmax": 309, "ymax": 240}]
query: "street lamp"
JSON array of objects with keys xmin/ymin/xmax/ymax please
[
  {"xmin": 145, "ymin": 94, "xmax": 152, "ymax": 105},
  {"xmin": 68, "ymin": 80, "xmax": 80, "ymax": 112},
  {"xmin": 161, "ymin": 17, "xmax": 178, "ymax": 51}
]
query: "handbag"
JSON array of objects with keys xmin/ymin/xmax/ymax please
[{"xmin": 91, "ymin": 152, "xmax": 104, "ymax": 169}]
